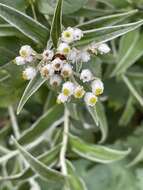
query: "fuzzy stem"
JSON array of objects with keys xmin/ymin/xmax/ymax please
[
  {"xmin": 60, "ymin": 107, "xmax": 69, "ymax": 175},
  {"xmin": 30, "ymin": 0, "xmax": 37, "ymax": 21}
]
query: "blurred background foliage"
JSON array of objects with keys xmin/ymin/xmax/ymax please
[{"xmin": 0, "ymin": 0, "xmax": 143, "ymax": 189}]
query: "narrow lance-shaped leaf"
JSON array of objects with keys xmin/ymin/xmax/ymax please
[
  {"xmin": 66, "ymin": 160, "xmax": 87, "ymax": 190},
  {"xmin": 18, "ymin": 105, "xmax": 64, "ymax": 145},
  {"xmin": 87, "ymin": 101, "xmax": 108, "ymax": 143},
  {"xmin": 12, "ymin": 137, "xmax": 66, "ymax": 183},
  {"xmin": 0, "ymin": 3, "xmax": 49, "ymax": 45},
  {"xmin": 75, "ymin": 20, "xmax": 143, "ymax": 46},
  {"xmin": 69, "ymin": 135, "xmax": 131, "ymax": 164},
  {"xmin": 0, "ymin": 144, "xmax": 61, "ymax": 182},
  {"xmin": 122, "ymin": 75, "xmax": 143, "ymax": 107},
  {"xmin": 77, "ymin": 9, "xmax": 138, "ymax": 30},
  {"xmin": 50, "ymin": 0, "xmax": 63, "ymax": 48},
  {"xmin": 17, "ymin": 72, "xmax": 46, "ymax": 114},
  {"xmin": 127, "ymin": 147, "xmax": 143, "ymax": 167}
]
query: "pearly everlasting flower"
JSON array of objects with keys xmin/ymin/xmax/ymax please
[
  {"xmin": 40, "ymin": 64, "xmax": 54, "ymax": 78},
  {"xmin": 57, "ymin": 93, "xmax": 68, "ymax": 104},
  {"xmin": 97, "ymin": 43, "xmax": 110, "ymax": 54},
  {"xmin": 57, "ymin": 43, "xmax": 71, "ymax": 55},
  {"xmin": 67, "ymin": 48, "xmax": 80, "ymax": 63},
  {"xmin": 51, "ymin": 58, "xmax": 64, "ymax": 71},
  {"xmin": 19, "ymin": 45, "xmax": 33, "ymax": 58},
  {"xmin": 49, "ymin": 74, "xmax": 62, "ymax": 87},
  {"xmin": 61, "ymin": 27, "xmax": 74, "ymax": 43},
  {"xmin": 74, "ymin": 86, "xmax": 85, "ymax": 99},
  {"xmin": 91, "ymin": 79, "xmax": 104, "ymax": 96},
  {"xmin": 80, "ymin": 69, "xmax": 93, "ymax": 83},
  {"xmin": 79, "ymin": 50, "xmax": 91, "ymax": 62},
  {"xmin": 84, "ymin": 92, "xmax": 98, "ymax": 106},
  {"xmin": 42, "ymin": 49, "xmax": 54, "ymax": 62},
  {"xmin": 22, "ymin": 67, "xmax": 36, "ymax": 80},
  {"xmin": 73, "ymin": 28, "xmax": 84, "ymax": 41},
  {"xmin": 61, "ymin": 64, "xmax": 73, "ymax": 78},
  {"xmin": 62, "ymin": 81, "xmax": 75, "ymax": 96},
  {"xmin": 15, "ymin": 56, "xmax": 26, "ymax": 65}
]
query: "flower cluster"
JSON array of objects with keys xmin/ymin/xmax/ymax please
[{"xmin": 15, "ymin": 27, "xmax": 111, "ymax": 106}]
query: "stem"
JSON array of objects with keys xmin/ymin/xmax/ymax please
[
  {"xmin": 8, "ymin": 106, "xmax": 20, "ymax": 139},
  {"xmin": 30, "ymin": 0, "xmax": 37, "ymax": 21},
  {"xmin": 60, "ymin": 107, "xmax": 69, "ymax": 175}
]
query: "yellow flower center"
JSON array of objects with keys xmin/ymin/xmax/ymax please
[
  {"xmin": 74, "ymin": 88, "xmax": 85, "ymax": 99},
  {"xmin": 64, "ymin": 31, "xmax": 72, "ymax": 38},
  {"xmin": 89, "ymin": 97, "xmax": 97, "ymax": 105},
  {"xmin": 95, "ymin": 88, "xmax": 103, "ymax": 96},
  {"xmin": 63, "ymin": 47, "xmax": 70, "ymax": 54},
  {"xmin": 63, "ymin": 88, "xmax": 70, "ymax": 96},
  {"xmin": 22, "ymin": 72, "xmax": 28, "ymax": 80},
  {"xmin": 20, "ymin": 50, "xmax": 28, "ymax": 57}
]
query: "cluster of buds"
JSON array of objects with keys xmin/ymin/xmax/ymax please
[{"xmin": 15, "ymin": 27, "xmax": 111, "ymax": 106}]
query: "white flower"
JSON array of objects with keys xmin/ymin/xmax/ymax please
[
  {"xmin": 40, "ymin": 64, "xmax": 54, "ymax": 78},
  {"xmin": 61, "ymin": 64, "xmax": 73, "ymax": 78},
  {"xmin": 49, "ymin": 74, "xmax": 62, "ymax": 87},
  {"xmin": 80, "ymin": 69, "xmax": 93, "ymax": 83},
  {"xmin": 19, "ymin": 45, "xmax": 33, "ymax": 58},
  {"xmin": 22, "ymin": 67, "xmax": 36, "ymax": 80},
  {"xmin": 84, "ymin": 92, "xmax": 98, "ymax": 106},
  {"xmin": 51, "ymin": 58, "xmax": 64, "ymax": 71},
  {"xmin": 91, "ymin": 79, "xmax": 104, "ymax": 96},
  {"xmin": 74, "ymin": 86, "xmax": 85, "ymax": 99},
  {"xmin": 79, "ymin": 51, "xmax": 91, "ymax": 62},
  {"xmin": 62, "ymin": 81, "xmax": 75, "ymax": 96},
  {"xmin": 67, "ymin": 48, "xmax": 80, "ymax": 63},
  {"xmin": 57, "ymin": 43, "xmax": 71, "ymax": 55},
  {"xmin": 73, "ymin": 28, "xmax": 83, "ymax": 41},
  {"xmin": 57, "ymin": 93, "xmax": 68, "ymax": 104},
  {"xmin": 25, "ymin": 56, "xmax": 34, "ymax": 63},
  {"xmin": 42, "ymin": 49, "xmax": 54, "ymax": 62},
  {"xmin": 61, "ymin": 27, "xmax": 74, "ymax": 43},
  {"xmin": 15, "ymin": 56, "xmax": 26, "ymax": 65},
  {"xmin": 97, "ymin": 43, "xmax": 110, "ymax": 54}
]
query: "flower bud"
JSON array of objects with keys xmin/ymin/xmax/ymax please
[
  {"xmin": 97, "ymin": 43, "xmax": 110, "ymax": 54},
  {"xmin": 61, "ymin": 64, "xmax": 73, "ymax": 78},
  {"xmin": 42, "ymin": 49, "xmax": 54, "ymax": 62},
  {"xmin": 74, "ymin": 86, "xmax": 85, "ymax": 99},
  {"xmin": 40, "ymin": 64, "xmax": 54, "ymax": 78},
  {"xmin": 73, "ymin": 28, "xmax": 83, "ymax": 41},
  {"xmin": 22, "ymin": 67, "xmax": 36, "ymax": 80},
  {"xmin": 80, "ymin": 69, "xmax": 93, "ymax": 83},
  {"xmin": 79, "ymin": 51, "xmax": 90, "ymax": 62},
  {"xmin": 84, "ymin": 92, "xmax": 98, "ymax": 106},
  {"xmin": 51, "ymin": 58, "xmax": 64, "ymax": 71},
  {"xmin": 67, "ymin": 48, "xmax": 80, "ymax": 63},
  {"xmin": 57, "ymin": 93, "xmax": 68, "ymax": 104},
  {"xmin": 19, "ymin": 45, "xmax": 33, "ymax": 58},
  {"xmin": 15, "ymin": 56, "xmax": 26, "ymax": 65},
  {"xmin": 62, "ymin": 81, "xmax": 75, "ymax": 96},
  {"xmin": 49, "ymin": 74, "xmax": 62, "ymax": 87},
  {"xmin": 57, "ymin": 43, "xmax": 71, "ymax": 55},
  {"xmin": 91, "ymin": 79, "xmax": 104, "ymax": 96}
]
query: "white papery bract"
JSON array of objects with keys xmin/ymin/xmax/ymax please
[
  {"xmin": 79, "ymin": 50, "xmax": 91, "ymax": 62},
  {"xmin": 91, "ymin": 79, "xmax": 104, "ymax": 96},
  {"xmin": 73, "ymin": 28, "xmax": 84, "ymax": 41},
  {"xmin": 67, "ymin": 48, "xmax": 80, "ymax": 63},
  {"xmin": 61, "ymin": 64, "xmax": 73, "ymax": 78},
  {"xmin": 49, "ymin": 74, "xmax": 62, "ymax": 87},
  {"xmin": 57, "ymin": 43, "xmax": 71, "ymax": 55},
  {"xmin": 40, "ymin": 64, "xmax": 54, "ymax": 78},
  {"xmin": 22, "ymin": 67, "xmax": 36, "ymax": 80},
  {"xmin": 57, "ymin": 93, "xmax": 68, "ymax": 104},
  {"xmin": 84, "ymin": 92, "xmax": 98, "ymax": 106},
  {"xmin": 62, "ymin": 81, "xmax": 75, "ymax": 96},
  {"xmin": 97, "ymin": 43, "xmax": 111, "ymax": 54},
  {"xmin": 61, "ymin": 27, "xmax": 74, "ymax": 43},
  {"xmin": 43, "ymin": 49, "xmax": 54, "ymax": 62},
  {"xmin": 80, "ymin": 69, "xmax": 93, "ymax": 82},
  {"xmin": 51, "ymin": 58, "xmax": 64, "ymax": 71},
  {"xmin": 15, "ymin": 56, "xmax": 26, "ymax": 65},
  {"xmin": 19, "ymin": 45, "xmax": 33, "ymax": 58}
]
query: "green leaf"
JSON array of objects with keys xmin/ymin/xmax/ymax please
[
  {"xmin": 77, "ymin": 10, "xmax": 138, "ymax": 30},
  {"xmin": 0, "ymin": 24, "xmax": 22, "ymax": 37},
  {"xmin": 67, "ymin": 161, "xmax": 87, "ymax": 190},
  {"xmin": 87, "ymin": 101, "xmax": 108, "ymax": 143},
  {"xmin": 122, "ymin": 75, "xmax": 143, "ymax": 107},
  {"xmin": 111, "ymin": 31, "xmax": 143, "ymax": 76},
  {"xmin": 127, "ymin": 147, "xmax": 143, "ymax": 167},
  {"xmin": 12, "ymin": 137, "xmax": 66, "ymax": 183},
  {"xmin": 0, "ymin": 144, "xmax": 61, "ymax": 181},
  {"xmin": 75, "ymin": 20, "xmax": 143, "ymax": 46},
  {"xmin": 18, "ymin": 104, "xmax": 64, "ymax": 145},
  {"xmin": 69, "ymin": 135, "xmax": 131, "ymax": 163},
  {"xmin": 37, "ymin": 0, "xmax": 87, "ymax": 15},
  {"xmin": 17, "ymin": 72, "xmax": 46, "ymax": 114},
  {"xmin": 0, "ymin": 3, "xmax": 48, "ymax": 45},
  {"xmin": 50, "ymin": 0, "xmax": 63, "ymax": 48}
]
